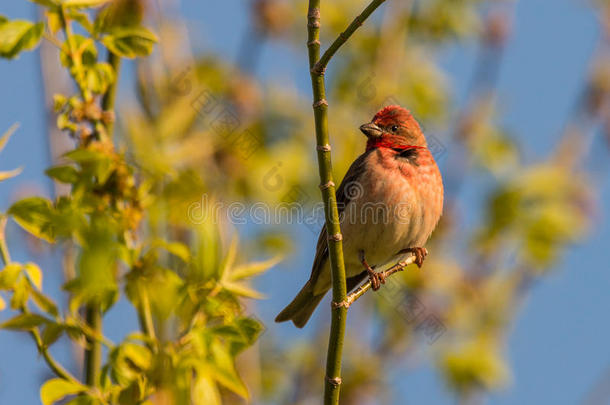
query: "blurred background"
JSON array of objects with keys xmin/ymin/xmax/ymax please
[{"xmin": 1, "ymin": 0, "xmax": 610, "ymax": 404}]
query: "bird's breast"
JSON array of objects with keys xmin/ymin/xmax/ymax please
[{"xmin": 339, "ymin": 147, "xmax": 443, "ymax": 272}]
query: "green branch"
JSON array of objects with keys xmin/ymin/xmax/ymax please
[
  {"xmin": 306, "ymin": 1, "xmax": 388, "ymax": 404},
  {"xmin": 0, "ymin": 217, "xmax": 80, "ymax": 384},
  {"xmin": 83, "ymin": 50, "xmax": 121, "ymax": 388},
  {"xmin": 312, "ymin": 0, "xmax": 388, "ymax": 75}
]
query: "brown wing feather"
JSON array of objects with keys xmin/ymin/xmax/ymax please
[{"xmin": 307, "ymin": 150, "xmax": 372, "ymax": 286}]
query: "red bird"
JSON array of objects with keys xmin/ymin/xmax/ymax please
[{"xmin": 276, "ymin": 105, "xmax": 444, "ymax": 328}]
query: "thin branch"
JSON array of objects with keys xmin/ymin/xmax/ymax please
[
  {"xmin": 30, "ymin": 327, "xmax": 80, "ymax": 384},
  {"xmin": 342, "ymin": 252, "xmax": 417, "ymax": 308},
  {"xmin": 1, "ymin": 219, "xmax": 80, "ymax": 384},
  {"xmin": 311, "ymin": 0, "xmax": 388, "ymax": 75},
  {"xmin": 306, "ymin": 2, "xmax": 348, "ymax": 404},
  {"xmin": 306, "ymin": 2, "xmax": 388, "ymax": 404}
]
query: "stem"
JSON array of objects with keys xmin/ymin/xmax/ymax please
[
  {"xmin": 82, "ymin": 49, "xmax": 122, "ymax": 389},
  {"xmin": 344, "ymin": 252, "xmax": 417, "ymax": 308},
  {"xmin": 101, "ymin": 52, "xmax": 121, "ymax": 136},
  {"xmin": 58, "ymin": 6, "xmax": 92, "ymax": 102},
  {"xmin": 1, "ymin": 218, "xmax": 80, "ymax": 383},
  {"xmin": 84, "ymin": 304, "xmax": 102, "ymax": 386},
  {"xmin": 306, "ymin": 2, "xmax": 347, "ymax": 404},
  {"xmin": 312, "ymin": 0, "xmax": 388, "ymax": 75},
  {"xmin": 305, "ymin": 3, "xmax": 389, "ymax": 403},
  {"xmin": 31, "ymin": 328, "xmax": 80, "ymax": 383}
]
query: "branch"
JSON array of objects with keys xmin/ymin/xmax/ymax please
[
  {"xmin": 0, "ymin": 218, "xmax": 80, "ymax": 384},
  {"xmin": 306, "ymin": 2, "xmax": 347, "ymax": 404},
  {"xmin": 340, "ymin": 252, "xmax": 417, "ymax": 309},
  {"xmin": 311, "ymin": 0, "xmax": 388, "ymax": 75},
  {"xmin": 306, "ymin": 2, "xmax": 388, "ymax": 404}
]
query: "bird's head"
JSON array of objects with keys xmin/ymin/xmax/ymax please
[{"xmin": 360, "ymin": 105, "xmax": 427, "ymax": 151}]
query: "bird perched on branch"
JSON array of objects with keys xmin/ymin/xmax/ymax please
[{"xmin": 276, "ymin": 105, "xmax": 444, "ymax": 328}]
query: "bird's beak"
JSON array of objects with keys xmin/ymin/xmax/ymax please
[{"xmin": 360, "ymin": 122, "xmax": 382, "ymax": 138}]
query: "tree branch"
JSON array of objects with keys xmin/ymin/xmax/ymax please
[
  {"xmin": 311, "ymin": 0, "xmax": 388, "ymax": 76},
  {"xmin": 341, "ymin": 252, "xmax": 417, "ymax": 309},
  {"xmin": 306, "ymin": 2, "xmax": 388, "ymax": 404},
  {"xmin": 306, "ymin": 2, "xmax": 348, "ymax": 404}
]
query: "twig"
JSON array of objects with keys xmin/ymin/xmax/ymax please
[
  {"xmin": 83, "ymin": 50, "xmax": 121, "ymax": 388},
  {"xmin": 340, "ymin": 252, "xmax": 417, "ymax": 309},
  {"xmin": 305, "ymin": 2, "xmax": 388, "ymax": 404},
  {"xmin": 0, "ymin": 218, "xmax": 80, "ymax": 384},
  {"xmin": 306, "ymin": 2, "xmax": 347, "ymax": 405},
  {"xmin": 311, "ymin": 0, "xmax": 388, "ymax": 75}
]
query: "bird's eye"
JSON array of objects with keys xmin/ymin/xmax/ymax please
[{"xmin": 391, "ymin": 125, "xmax": 399, "ymax": 132}]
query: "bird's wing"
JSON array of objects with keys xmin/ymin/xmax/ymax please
[{"xmin": 308, "ymin": 150, "xmax": 371, "ymax": 287}]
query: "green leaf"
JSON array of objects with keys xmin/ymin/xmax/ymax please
[
  {"xmin": 46, "ymin": 165, "xmax": 79, "ymax": 184},
  {"xmin": 40, "ymin": 378, "xmax": 87, "ymax": 405},
  {"xmin": 10, "ymin": 277, "xmax": 30, "ymax": 309},
  {"xmin": 63, "ymin": 0, "xmax": 113, "ymax": 7},
  {"xmin": 221, "ymin": 281, "xmax": 265, "ymax": 299},
  {"xmin": 151, "ymin": 239, "xmax": 190, "ymax": 262},
  {"xmin": 0, "ymin": 262, "xmax": 23, "ymax": 289},
  {"xmin": 230, "ymin": 256, "xmax": 280, "ymax": 281},
  {"xmin": 209, "ymin": 340, "xmax": 249, "ymax": 399},
  {"xmin": 31, "ymin": 288, "xmax": 59, "ymax": 317},
  {"xmin": 59, "ymin": 35, "xmax": 97, "ymax": 68},
  {"xmin": 0, "ymin": 19, "xmax": 44, "ymax": 59},
  {"xmin": 0, "ymin": 123, "xmax": 19, "ymax": 154},
  {"xmin": 8, "ymin": 197, "xmax": 56, "ymax": 242},
  {"xmin": 101, "ymin": 26, "xmax": 157, "ymax": 58},
  {"xmin": 24, "ymin": 262, "xmax": 42, "ymax": 290},
  {"xmin": 193, "ymin": 374, "xmax": 221, "ymax": 405},
  {"xmin": 0, "ymin": 313, "xmax": 51, "ymax": 330},
  {"xmin": 85, "ymin": 62, "xmax": 115, "ymax": 94},
  {"xmin": 41, "ymin": 322, "xmax": 64, "ymax": 346},
  {"xmin": 0, "ymin": 167, "xmax": 23, "ymax": 182}
]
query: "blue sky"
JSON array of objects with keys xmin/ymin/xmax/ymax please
[{"xmin": 1, "ymin": 0, "xmax": 609, "ymax": 404}]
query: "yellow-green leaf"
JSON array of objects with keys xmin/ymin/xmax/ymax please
[
  {"xmin": 8, "ymin": 197, "xmax": 56, "ymax": 243},
  {"xmin": 101, "ymin": 26, "xmax": 157, "ymax": 58},
  {"xmin": 63, "ymin": 0, "xmax": 112, "ymax": 7},
  {"xmin": 0, "ymin": 19, "xmax": 44, "ymax": 59},
  {"xmin": 0, "ymin": 262, "xmax": 22, "ymax": 289},
  {"xmin": 221, "ymin": 281, "xmax": 265, "ymax": 300},
  {"xmin": 24, "ymin": 262, "xmax": 42, "ymax": 290},
  {"xmin": 40, "ymin": 378, "xmax": 87, "ymax": 405},
  {"xmin": 0, "ymin": 167, "xmax": 23, "ymax": 182},
  {"xmin": 230, "ymin": 256, "xmax": 281, "ymax": 281},
  {"xmin": 0, "ymin": 123, "xmax": 19, "ymax": 153},
  {"xmin": 0, "ymin": 313, "xmax": 50, "ymax": 330},
  {"xmin": 45, "ymin": 165, "xmax": 79, "ymax": 184}
]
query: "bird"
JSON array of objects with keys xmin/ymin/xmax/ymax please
[{"xmin": 275, "ymin": 105, "xmax": 444, "ymax": 328}]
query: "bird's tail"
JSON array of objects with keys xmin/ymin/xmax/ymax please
[{"xmin": 275, "ymin": 280, "xmax": 326, "ymax": 328}]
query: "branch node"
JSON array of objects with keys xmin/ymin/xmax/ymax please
[
  {"xmin": 307, "ymin": 39, "xmax": 321, "ymax": 46},
  {"xmin": 311, "ymin": 63, "xmax": 327, "ymax": 75},
  {"xmin": 331, "ymin": 300, "xmax": 350, "ymax": 309},
  {"xmin": 307, "ymin": 8, "xmax": 321, "ymax": 28},
  {"xmin": 328, "ymin": 233, "xmax": 343, "ymax": 242},
  {"xmin": 317, "ymin": 144, "xmax": 331, "ymax": 152},
  {"xmin": 326, "ymin": 375, "xmax": 343, "ymax": 386},
  {"xmin": 313, "ymin": 99, "xmax": 328, "ymax": 108},
  {"xmin": 319, "ymin": 180, "xmax": 335, "ymax": 190}
]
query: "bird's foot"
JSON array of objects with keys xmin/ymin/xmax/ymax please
[
  {"xmin": 397, "ymin": 247, "xmax": 428, "ymax": 268},
  {"xmin": 359, "ymin": 250, "xmax": 385, "ymax": 291}
]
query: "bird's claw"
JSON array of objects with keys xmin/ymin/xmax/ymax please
[
  {"xmin": 359, "ymin": 250, "xmax": 385, "ymax": 291},
  {"xmin": 397, "ymin": 247, "xmax": 428, "ymax": 268}
]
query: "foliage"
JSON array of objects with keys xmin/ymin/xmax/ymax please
[
  {"xmin": 0, "ymin": 0, "xmax": 606, "ymax": 404},
  {"xmin": 0, "ymin": 1, "xmax": 276, "ymax": 404}
]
